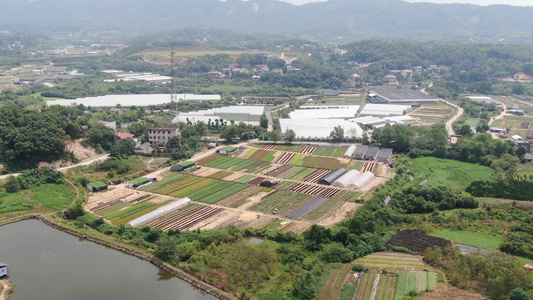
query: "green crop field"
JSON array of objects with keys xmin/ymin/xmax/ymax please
[
  {"xmin": 0, "ymin": 184, "xmax": 76, "ymax": 214},
  {"xmin": 354, "ymin": 273, "xmax": 377, "ymax": 300},
  {"xmin": 169, "ymin": 178, "xmax": 218, "ymax": 198},
  {"xmin": 262, "ymin": 151, "xmax": 276, "ymax": 162},
  {"xmin": 107, "ymin": 202, "xmax": 156, "ymax": 220},
  {"xmin": 409, "ymin": 157, "xmax": 495, "ymax": 190},
  {"xmin": 235, "ymin": 175, "xmax": 255, "ymax": 183},
  {"xmin": 96, "ymin": 202, "xmax": 132, "ymax": 216},
  {"xmin": 394, "ymin": 270, "xmax": 437, "ymax": 300},
  {"xmin": 252, "ymin": 191, "xmax": 310, "ymax": 215},
  {"xmin": 290, "ymin": 153, "xmax": 305, "ymax": 166},
  {"xmin": 188, "ymin": 181, "xmax": 234, "ymax": 201},
  {"xmin": 140, "ymin": 173, "xmax": 187, "ymax": 192},
  {"xmin": 354, "ymin": 253, "xmax": 428, "ymax": 271},
  {"xmin": 303, "ymin": 199, "xmax": 342, "ymax": 221},
  {"xmin": 154, "ymin": 176, "xmax": 203, "ymax": 195},
  {"xmin": 278, "ymin": 166, "xmax": 307, "ymax": 179},
  {"xmin": 430, "ymin": 230, "xmax": 501, "ymax": 250},
  {"xmin": 290, "ymin": 167, "xmax": 316, "ymax": 181},
  {"xmin": 375, "ymin": 275, "xmax": 397, "ymax": 300},
  {"xmin": 198, "ymin": 183, "xmax": 248, "ymax": 204}
]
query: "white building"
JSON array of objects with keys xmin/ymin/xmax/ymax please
[
  {"xmin": 148, "ymin": 127, "xmax": 179, "ymax": 146},
  {"xmin": 0, "ymin": 262, "xmax": 7, "ymax": 277}
]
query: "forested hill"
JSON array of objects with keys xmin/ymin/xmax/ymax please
[{"xmin": 1, "ymin": 0, "xmax": 533, "ymax": 44}]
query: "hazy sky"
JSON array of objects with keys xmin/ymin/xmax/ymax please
[{"xmin": 278, "ymin": 0, "xmax": 531, "ymax": 6}]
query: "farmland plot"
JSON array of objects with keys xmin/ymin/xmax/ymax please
[
  {"xmin": 317, "ymin": 264, "xmax": 352, "ymax": 300},
  {"xmin": 188, "ymin": 181, "xmax": 234, "ymax": 200},
  {"xmin": 198, "ymin": 183, "xmax": 248, "ymax": 204},
  {"xmin": 375, "ymin": 275, "xmax": 397, "ymax": 300},
  {"xmin": 287, "ymin": 197, "xmax": 328, "ymax": 220},
  {"xmin": 278, "ymin": 166, "xmax": 307, "ymax": 179},
  {"xmin": 394, "ymin": 270, "xmax": 437, "ymax": 300},
  {"xmin": 147, "ymin": 204, "xmax": 223, "ymax": 231},
  {"xmin": 303, "ymin": 198, "xmax": 343, "ymax": 221},
  {"xmin": 354, "ymin": 273, "xmax": 377, "ymax": 300},
  {"xmin": 168, "ymin": 178, "xmax": 218, "ymax": 198},
  {"xmin": 289, "ymin": 167, "xmax": 317, "ymax": 181},
  {"xmin": 251, "ymin": 191, "xmax": 310, "ymax": 216}
]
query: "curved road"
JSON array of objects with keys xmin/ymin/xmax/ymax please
[
  {"xmin": 443, "ymin": 100, "xmax": 464, "ymax": 136},
  {"xmin": 0, "ymin": 153, "xmax": 110, "ymax": 180}
]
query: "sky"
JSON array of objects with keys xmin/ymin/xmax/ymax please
[{"xmin": 278, "ymin": 0, "xmax": 530, "ymax": 6}]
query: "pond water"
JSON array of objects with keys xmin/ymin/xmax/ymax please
[{"xmin": 0, "ymin": 220, "xmax": 217, "ymax": 300}]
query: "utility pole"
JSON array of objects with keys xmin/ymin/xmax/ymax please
[{"xmin": 170, "ymin": 44, "xmax": 181, "ymax": 141}]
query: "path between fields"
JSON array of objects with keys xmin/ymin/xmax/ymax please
[
  {"xmin": 370, "ymin": 274, "xmax": 380, "ymax": 300},
  {"xmin": 0, "ymin": 153, "xmax": 110, "ymax": 180},
  {"xmin": 488, "ymin": 102, "xmax": 508, "ymax": 127},
  {"xmin": 443, "ymin": 100, "xmax": 464, "ymax": 136}
]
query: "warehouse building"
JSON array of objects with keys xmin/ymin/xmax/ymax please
[
  {"xmin": 368, "ymin": 88, "xmax": 440, "ymax": 105},
  {"xmin": 170, "ymin": 161, "xmax": 196, "ymax": 172},
  {"xmin": 87, "ymin": 181, "xmax": 108, "ymax": 193}
]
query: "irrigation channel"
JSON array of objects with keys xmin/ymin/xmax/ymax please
[{"xmin": 0, "ymin": 220, "xmax": 217, "ymax": 300}]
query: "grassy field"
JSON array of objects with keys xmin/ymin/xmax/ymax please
[
  {"xmin": 409, "ymin": 157, "xmax": 495, "ymax": 190},
  {"xmin": 430, "ymin": 230, "xmax": 501, "ymax": 250},
  {"xmin": 0, "ymin": 184, "xmax": 75, "ymax": 214},
  {"xmin": 354, "ymin": 253, "xmax": 428, "ymax": 271},
  {"xmin": 477, "ymin": 197, "xmax": 533, "ymax": 208}
]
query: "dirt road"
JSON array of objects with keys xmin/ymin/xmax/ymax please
[
  {"xmin": 488, "ymin": 102, "xmax": 508, "ymax": 126},
  {"xmin": 443, "ymin": 100, "xmax": 464, "ymax": 136},
  {"xmin": 0, "ymin": 153, "xmax": 110, "ymax": 180}
]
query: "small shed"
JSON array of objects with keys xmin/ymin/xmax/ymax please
[
  {"xmin": 128, "ymin": 177, "xmax": 152, "ymax": 188},
  {"xmin": 170, "ymin": 161, "xmax": 196, "ymax": 172},
  {"xmin": 353, "ymin": 145, "xmax": 369, "ymax": 159},
  {"xmin": 318, "ymin": 168, "xmax": 347, "ymax": 186},
  {"xmin": 207, "ymin": 142, "xmax": 217, "ymax": 149},
  {"xmin": 364, "ymin": 146, "xmax": 380, "ymax": 160},
  {"xmin": 0, "ymin": 262, "xmax": 7, "ymax": 278},
  {"xmin": 217, "ymin": 146, "xmax": 237, "ymax": 155},
  {"xmin": 377, "ymin": 148, "xmax": 393, "ymax": 163},
  {"xmin": 87, "ymin": 181, "xmax": 108, "ymax": 192}
]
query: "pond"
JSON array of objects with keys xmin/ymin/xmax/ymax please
[{"xmin": 0, "ymin": 220, "xmax": 217, "ymax": 300}]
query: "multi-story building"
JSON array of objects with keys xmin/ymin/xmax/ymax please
[{"xmin": 148, "ymin": 127, "xmax": 179, "ymax": 146}]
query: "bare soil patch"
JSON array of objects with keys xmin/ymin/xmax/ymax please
[
  {"xmin": 65, "ymin": 139, "xmax": 99, "ymax": 161},
  {"xmin": 317, "ymin": 202, "xmax": 361, "ymax": 227}
]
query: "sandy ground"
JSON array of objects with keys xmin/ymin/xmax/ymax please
[
  {"xmin": 415, "ymin": 283, "xmax": 484, "ymax": 300},
  {"xmin": 317, "ymin": 202, "xmax": 361, "ymax": 227},
  {"xmin": 85, "ymin": 185, "xmax": 173, "ymax": 212},
  {"xmin": 236, "ymin": 191, "xmax": 270, "ymax": 210},
  {"xmin": 65, "ymin": 139, "xmax": 99, "ymax": 161},
  {"xmin": 221, "ymin": 172, "xmax": 243, "ymax": 181},
  {"xmin": 191, "ymin": 168, "xmax": 220, "ymax": 177},
  {"xmin": 0, "ymin": 279, "xmax": 12, "ymax": 300}
]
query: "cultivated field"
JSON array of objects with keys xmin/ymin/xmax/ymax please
[
  {"xmin": 430, "ymin": 230, "xmax": 501, "ymax": 250},
  {"xmin": 409, "ymin": 104, "xmax": 455, "ymax": 126}
]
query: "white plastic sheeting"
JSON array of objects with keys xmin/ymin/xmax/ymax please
[
  {"xmin": 360, "ymin": 104, "xmax": 411, "ymax": 116},
  {"xmin": 332, "ymin": 170, "xmax": 361, "ymax": 188},
  {"xmin": 279, "ymin": 118, "xmax": 363, "ymax": 139},
  {"xmin": 125, "ymin": 198, "xmax": 192, "ymax": 228},
  {"xmin": 180, "ymin": 106, "xmax": 265, "ymax": 116},
  {"xmin": 344, "ymin": 145, "xmax": 357, "ymax": 158},
  {"xmin": 289, "ymin": 106, "xmax": 359, "ymax": 119},
  {"xmin": 352, "ymin": 172, "xmax": 376, "ymax": 190},
  {"xmin": 46, "ymin": 94, "xmax": 221, "ymax": 107}
]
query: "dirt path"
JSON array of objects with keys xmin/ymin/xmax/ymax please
[
  {"xmin": 370, "ymin": 274, "xmax": 380, "ymax": 300},
  {"xmin": 488, "ymin": 102, "xmax": 508, "ymax": 126},
  {"xmin": 0, "ymin": 279, "xmax": 12, "ymax": 300},
  {"xmin": 443, "ymin": 100, "xmax": 464, "ymax": 136}
]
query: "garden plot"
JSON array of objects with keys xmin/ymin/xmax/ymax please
[
  {"xmin": 301, "ymin": 156, "xmax": 346, "ymax": 170},
  {"xmin": 313, "ymin": 147, "xmax": 346, "ymax": 157},
  {"xmin": 409, "ymin": 105, "xmax": 454, "ymax": 126},
  {"xmin": 286, "ymin": 197, "xmax": 328, "ymax": 220},
  {"xmin": 290, "ymin": 183, "xmax": 340, "ymax": 198},
  {"xmin": 289, "ymin": 167, "xmax": 317, "ymax": 181},
  {"xmin": 300, "ymin": 146, "xmax": 316, "ymax": 154},
  {"xmin": 317, "ymin": 264, "xmax": 352, "ymax": 300},
  {"xmin": 303, "ymin": 169, "xmax": 331, "ymax": 183},
  {"xmin": 361, "ymin": 162, "xmax": 377, "ymax": 173},
  {"xmin": 216, "ymin": 185, "xmax": 264, "ymax": 208},
  {"xmin": 251, "ymin": 191, "xmax": 310, "ymax": 216},
  {"xmin": 274, "ymin": 151, "xmax": 296, "ymax": 164},
  {"xmin": 354, "ymin": 252, "xmax": 429, "ymax": 271},
  {"xmin": 277, "ymin": 166, "xmax": 307, "ymax": 179},
  {"xmin": 394, "ymin": 270, "xmax": 437, "ymax": 300},
  {"xmin": 207, "ymin": 171, "xmax": 233, "ymax": 180},
  {"xmin": 147, "ymin": 203, "xmax": 223, "ymax": 231},
  {"xmin": 195, "ymin": 183, "xmax": 248, "ymax": 204},
  {"xmin": 375, "ymin": 275, "xmax": 397, "ymax": 300},
  {"xmin": 332, "ymin": 190, "xmax": 362, "ymax": 202},
  {"xmin": 354, "ymin": 273, "xmax": 377, "ymax": 300},
  {"xmin": 264, "ymin": 164, "xmax": 293, "ymax": 177},
  {"xmin": 191, "ymin": 167, "xmax": 221, "ymax": 178}
]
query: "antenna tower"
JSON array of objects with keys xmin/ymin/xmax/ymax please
[{"xmin": 170, "ymin": 45, "xmax": 181, "ymax": 139}]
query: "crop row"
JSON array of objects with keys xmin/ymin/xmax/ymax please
[
  {"xmin": 95, "ymin": 201, "xmax": 131, "ymax": 216},
  {"xmin": 375, "ymin": 275, "xmax": 397, "ymax": 300},
  {"xmin": 148, "ymin": 204, "xmax": 222, "ymax": 231},
  {"xmin": 289, "ymin": 167, "xmax": 317, "ymax": 181},
  {"xmin": 140, "ymin": 173, "xmax": 187, "ymax": 192},
  {"xmin": 302, "ymin": 156, "xmax": 345, "ymax": 170},
  {"xmin": 290, "ymin": 183, "xmax": 339, "ymax": 198},
  {"xmin": 276, "ymin": 181, "xmax": 298, "ymax": 190},
  {"xmin": 198, "ymin": 183, "xmax": 248, "ymax": 204},
  {"xmin": 207, "ymin": 171, "xmax": 232, "ymax": 180},
  {"xmin": 303, "ymin": 169, "xmax": 331, "ymax": 183},
  {"xmin": 332, "ymin": 190, "xmax": 362, "ymax": 202},
  {"xmin": 188, "ymin": 181, "xmax": 234, "ymax": 200},
  {"xmin": 111, "ymin": 205, "xmax": 161, "ymax": 226},
  {"xmin": 235, "ymin": 175, "xmax": 255, "ymax": 183},
  {"xmin": 217, "ymin": 186, "xmax": 264, "ymax": 208},
  {"xmin": 153, "ymin": 176, "xmax": 199, "ymax": 195},
  {"xmin": 303, "ymin": 198, "xmax": 343, "ymax": 221},
  {"xmin": 265, "ymin": 164, "xmax": 293, "ymax": 177},
  {"xmin": 252, "ymin": 191, "xmax": 310, "ymax": 215},
  {"xmin": 275, "ymin": 151, "xmax": 295, "ymax": 164},
  {"xmin": 354, "ymin": 273, "xmax": 377, "ymax": 300},
  {"xmin": 168, "ymin": 178, "xmax": 218, "ymax": 198},
  {"xmin": 313, "ymin": 147, "xmax": 345, "ymax": 157},
  {"xmin": 107, "ymin": 201, "xmax": 156, "ymax": 220},
  {"xmin": 277, "ymin": 166, "xmax": 306, "ymax": 179}
]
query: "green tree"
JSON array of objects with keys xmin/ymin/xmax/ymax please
[
  {"xmin": 128, "ymin": 122, "xmax": 148, "ymax": 136},
  {"xmin": 292, "ymin": 273, "xmax": 316, "ymax": 300},
  {"xmin": 510, "ymin": 288, "xmax": 532, "ymax": 300},
  {"xmin": 283, "ymin": 129, "xmax": 296, "ymax": 144},
  {"xmin": 86, "ymin": 125, "xmax": 116, "ymax": 151},
  {"xmin": 456, "ymin": 124, "xmax": 473, "ymax": 137},
  {"xmin": 110, "ymin": 138, "xmax": 135, "ymax": 158},
  {"xmin": 221, "ymin": 125, "xmax": 240, "ymax": 142},
  {"xmin": 260, "ymin": 113, "xmax": 269, "ymax": 129},
  {"xmin": 491, "ymin": 154, "xmax": 520, "ymax": 173},
  {"xmin": 329, "ymin": 125, "xmax": 344, "ymax": 142},
  {"xmin": 155, "ymin": 236, "xmax": 178, "ymax": 262},
  {"xmin": 5, "ymin": 176, "xmax": 21, "ymax": 193},
  {"xmin": 362, "ymin": 133, "xmax": 370, "ymax": 145},
  {"xmin": 268, "ymin": 129, "xmax": 282, "ymax": 143}
]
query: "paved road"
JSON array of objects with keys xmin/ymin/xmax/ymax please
[
  {"xmin": 0, "ymin": 153, "xmax": 110, "ymax": 180},
  {"xmin": 443, "ymin": 100, "xmax": 464, "ymax": 136}
]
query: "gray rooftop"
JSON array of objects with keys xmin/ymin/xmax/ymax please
[{"xmin": 370, "ymin": 88, "xmax": 440, "ymax": 102}]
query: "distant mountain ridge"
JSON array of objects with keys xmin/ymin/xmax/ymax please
[{"xmin": 1, "ymin": 0, "xmax": 532, "ymax": 44}]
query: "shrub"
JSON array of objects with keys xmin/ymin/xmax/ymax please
[{"xmin": 352, "ymin": 264, "xmax": 364, "ymax": 272}]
